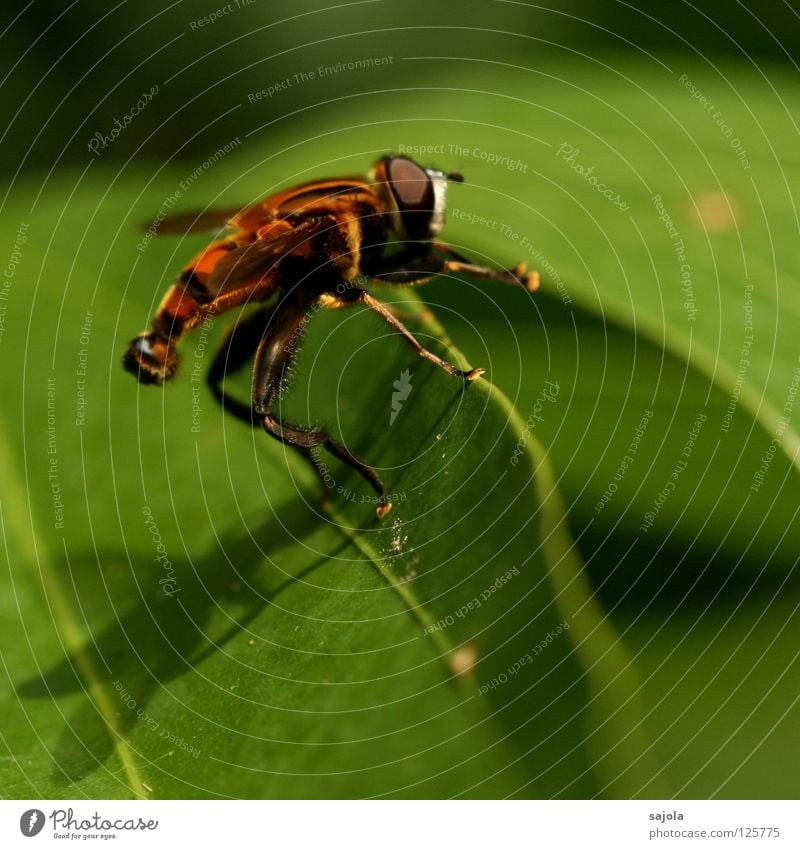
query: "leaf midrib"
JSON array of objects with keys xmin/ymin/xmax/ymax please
[{"xmin": 0, "ymin": 419, "xmax": 146, "ymax": 799}]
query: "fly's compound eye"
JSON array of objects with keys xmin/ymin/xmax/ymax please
[
  {"xmin": 387, "ymin": 157, "xmax": 433, "ymax": 210},
  {"xmin": 386, "ymin": 156, "xmax": 437, "ymax": 240},
  {"xmin": 123, "ymin": 331, "xmax": 179, "ymax": 385}
]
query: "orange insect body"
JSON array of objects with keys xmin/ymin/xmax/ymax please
[{"xmin": 124, "ymin": 155, "xmax": 538, "ymax": 517}]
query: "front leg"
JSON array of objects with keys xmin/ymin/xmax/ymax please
[
  {"xmin": 320, "ymin": 288, "xmax": 484, "ymax": 382},
  {"xmin": 373, "ymin": 242, "xmax": 540, "ymax": 292},
  {"xmin": 432, "ymin": 240, "xmax": 540, "ymax": 292}
]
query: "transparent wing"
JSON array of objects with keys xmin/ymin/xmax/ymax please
[
  {"xmin": 144, "ymin": 206, "xmax": 245, "ymax": 236},
  {"xmin": 206, "ymin": 217, "xmax": 331, "ymax": 296}
]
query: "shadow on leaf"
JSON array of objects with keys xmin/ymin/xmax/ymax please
[{"xmin": 17, "ymin": 507, "xmax": 341, "ymax": 790}]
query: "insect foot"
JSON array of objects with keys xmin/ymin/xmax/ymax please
[{"xmin": 512, "ymin": 263, "xmax": 540, "ymax": 292}]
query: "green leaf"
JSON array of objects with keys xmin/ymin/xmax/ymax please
[
  {"xmin": 404, "ymin": 58, "xmax": 800, "ymax": 795},
  {"xmin": 4, "ymin": 51, "xmax": 799, "ymax": 799},
  {"xmin": 0, "ymin": 169, "xmax": 664, "ymax": 798},
  {"xmin": 192, "ymin": 54, "xmax": 800, "ymax": 796}
]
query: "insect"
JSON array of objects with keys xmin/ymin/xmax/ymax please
[{"xmin": 124, "ymin": 154, "xmax": 539, "ymax": 518}]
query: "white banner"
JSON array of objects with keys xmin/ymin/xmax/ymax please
[{"xmin": 0, "ymin": 800, "xmax": 796, "ymax": 848}]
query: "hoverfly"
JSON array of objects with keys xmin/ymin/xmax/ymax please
[{"xmin": 124, "ymin": 154, "xmax": 539, "ymax": 518}]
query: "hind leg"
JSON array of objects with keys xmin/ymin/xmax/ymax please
[{"xmin": 252, "ymin": 295, "xmax": 392, "ymax": 519}]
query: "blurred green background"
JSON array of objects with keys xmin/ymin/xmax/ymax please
[
  {"xmin": 2, "ymin": 0, "xmax": 800, "ymax": 800},
  {"xmin": 4, "ymin": 0, "xmax": 800, "ymax": 175}
]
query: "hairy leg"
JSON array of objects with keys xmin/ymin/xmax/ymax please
[
  {"xmin": 320, "ymin": 288, "xmax": 484, "ymax": 381},
  {"xmin": 252, "ymin": 295, "xmax": 392, "ymax": 518}
]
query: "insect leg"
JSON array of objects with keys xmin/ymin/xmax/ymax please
[
  {"xmin": 372, "ymin": 269, "xmax": 443, "ymax": 286},
  {"xmin": 374, "ymin": 245, "xmax": 540, "ymax": 292},
  {"xmin": 431, "ymin": 241, "xmax": 540, "ymax": 291},
  {"xmin": 321, "ymin": 288, "xmax": 484, "ymax": 382},
  {"xmin": 123, "ymin": 274, "xmax": 275, "ymax": 386},
  {"xmin": 381, "ymin": 303, "xmax": 433, "ymax": 323},
  {"xmin": 253, "ymin": 296, "xmax": 392, "ymax": 519},
  {"xmin": 206, "ymin": 308, "xmax": 274, "ymax": 424},
  {"xmin": 442, "ymin": 259, "xmax": 539, "ymax": 291}
]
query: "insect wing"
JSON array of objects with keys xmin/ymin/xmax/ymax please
[
  {"xmin": 146, "ymin": 206, "xmax": 245, "ymax": 236},
  {"xmin": 205, "ymin": 218, "xmax": 329, "ymax": 296}
]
